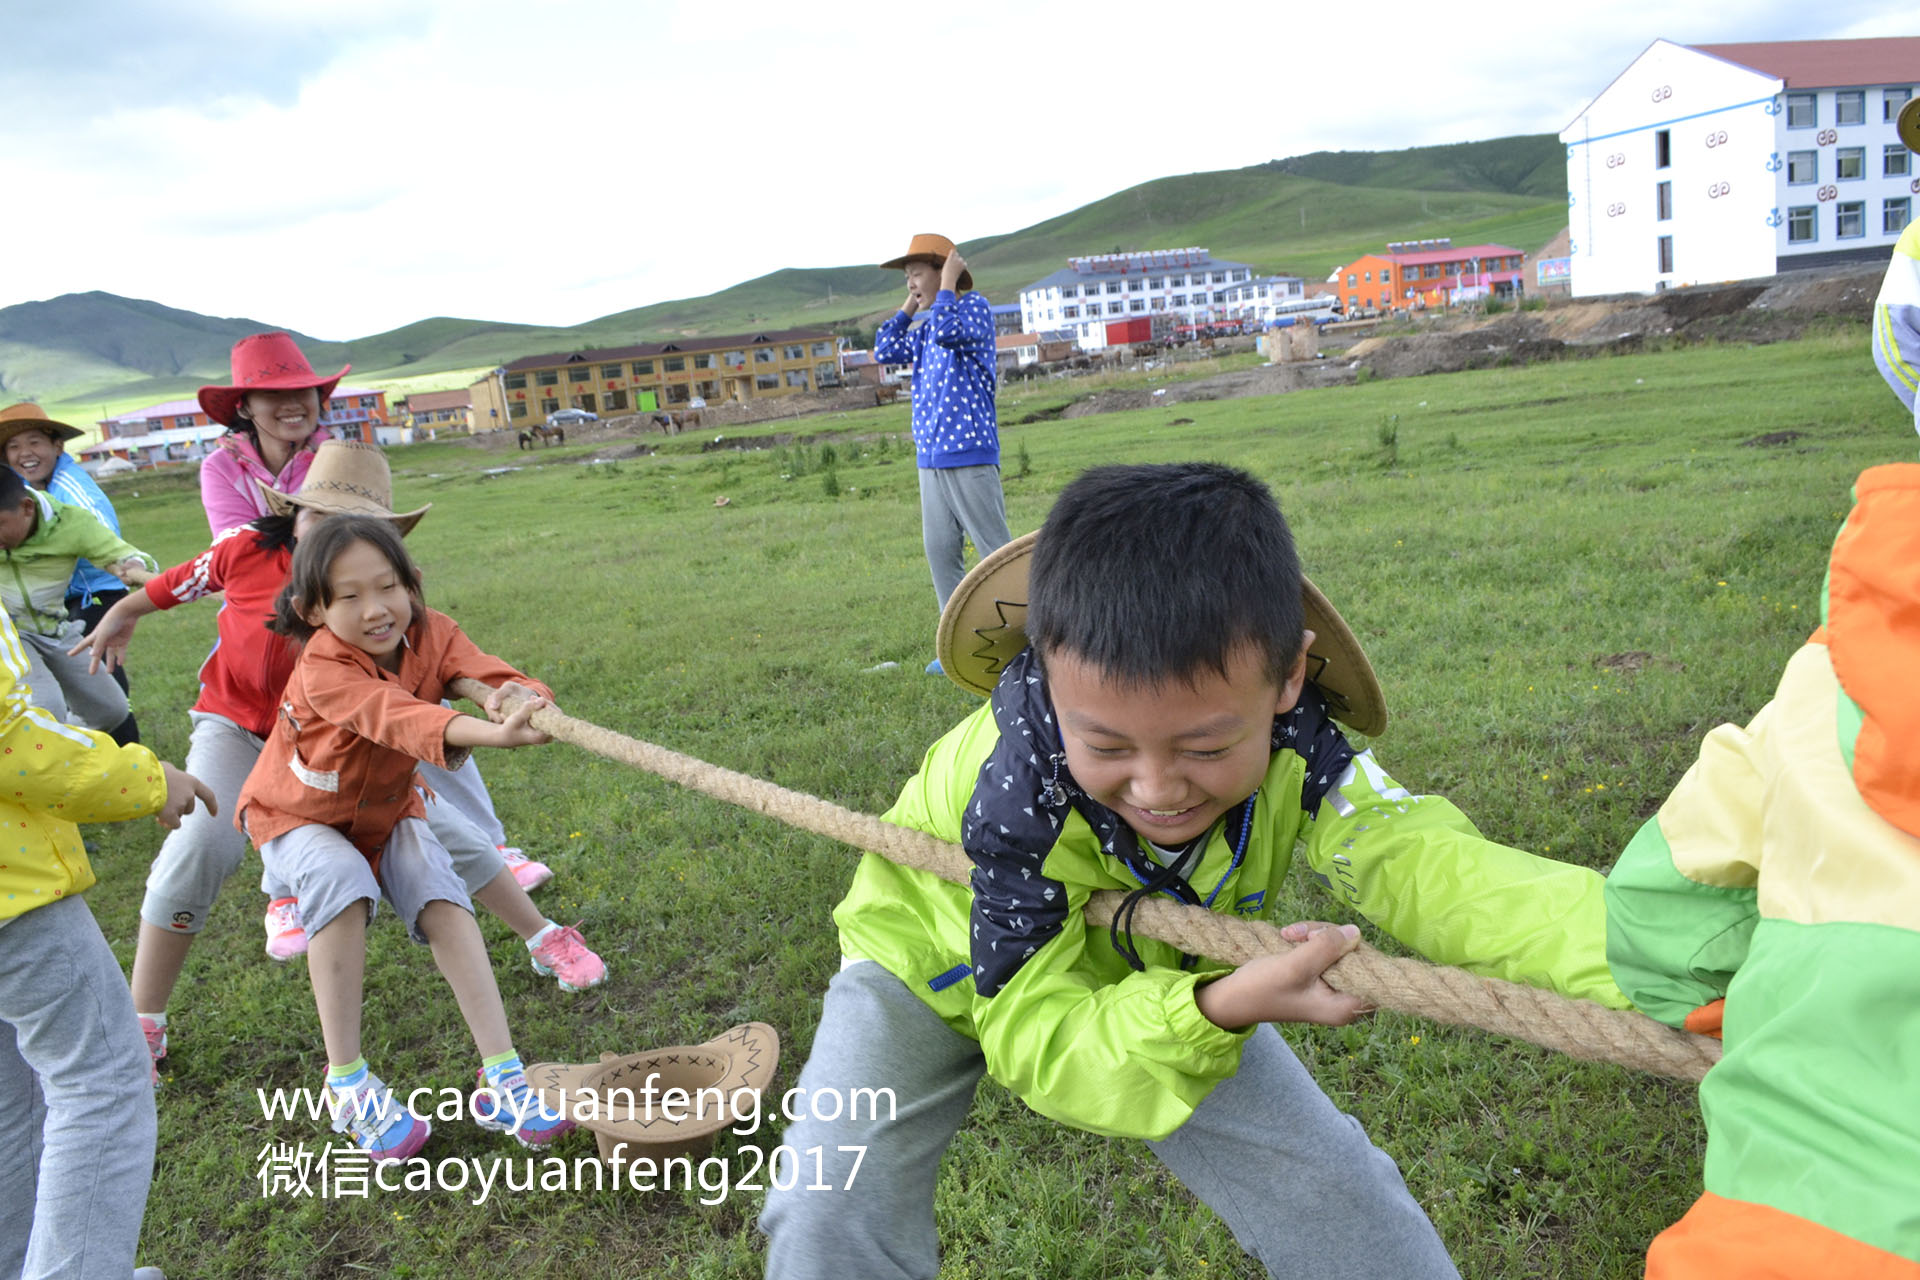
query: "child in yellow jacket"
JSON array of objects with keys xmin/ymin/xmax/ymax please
[{"xmin": 0, "ymin": 608, "xmax": 211, "ymax": 1279}]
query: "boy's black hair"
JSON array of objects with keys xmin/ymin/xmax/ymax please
[
  {"xmin": 270, "ymin": 515, "xmax": 423, "ymax": 643},
  {"xmin": 0, "ymin": 467, "xmax": 28, "ymax": 509},
  {"xmin": 1027, "ymin": 462, "xmax": 1305, "ymax": 688},
  {"xmin": 249, "ymin": 512, "xmax": 298, "ymax": 555}
]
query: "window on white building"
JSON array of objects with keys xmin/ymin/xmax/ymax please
[
  {"xmin": 1835, "ymin": 90, "xmax": 1865, "ymax": 125},
  {"xmin": 1886, "ymin": 88, "xmax": 1913, "ymax": 120},
  {"xmin": 1887, "ymin": 197, "xmax": 1913, "ymax": 234},
  {"xmin": 1886, "ymin": 145, "xmax": 1911, "ymax": 177},
  {"xmin": 1107, "ymin": 301, "xmax": 1124, "ymax": 315},
  {"xmin": 1788, "ymin": 150, "xmax": 1817, "ymax": 184},
  {"xmin": 1656, "ymin": 181, "xmax": 1672, "ymax": 220},
  {"xmin": 1836, "ymin": 147, "xmax": 1865, "ymax": 180},
  {"xmin": 1786, "ymin": 93, "xmax": 1816, "ymax": 128},
  {"xmin": 1170, "ymin": 294, "xmax": 1186, "ymax": 306},
  {"xmin": 1062, "ymin": 305, "xmax": 1079, "ymax": 319},
  {"xmin": 1836, "ymin": 201, "xmax": 1865, "ymax": 238},
  {"xmin": 1126, "ymin": 278, "xmax": 1143, "ymax": 292},
  {"xmin": 1104, "ymin": 281, "xmax": 1121, "ymax": 294},
  {"xmin": 1129, "ymin": 299, "xmax": 1144, "ymax": 312},
  {"xmin": 1657, "ymin": 235, "xmax": 1674, "ymax": 274},
  {"xmin": 1147, "ymin": 277, "xmax": 1163, "ymax": 289},
  {"xmin": 1787, "ymin": 205, "xmax": 1817, "ymax": 243},
  {"xmin": 1654, "ymin": 129, "xmax": 1671, "ymax": 168}
]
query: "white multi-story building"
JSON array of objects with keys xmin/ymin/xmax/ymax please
[
  {"xmin": 1018, "ymin": 248, "xmax": 1304, "ymax": 348},
  {"xmin": 1561, "ymin": 37, "xmax": 1918, "ymax": 297}
]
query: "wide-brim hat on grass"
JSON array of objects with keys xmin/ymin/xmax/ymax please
[
  {"xmin": 258, "ymin": 440, "xmax": 430, "ymax": 535},
  {"xmin": 1900, "ymin": 97, "xmax": 1920, "ymax": 156},
  {"xmin": 198, "ymin": 331, "xmax": 348, "ymax": 428},
  {"xmin": 936, "ymin": 531, "xmax": 1388, "ymax": 736},
  {"xmin": 526, "ymin": 1022, "xmax": 780, "ymax": 1165},
  {"xmin": 0, "ymin": 403, "xmax": 84, "ymax": 449},
  {"xmin": 879, "ymin": 233, "xmax": 974, "ymax": 292}
]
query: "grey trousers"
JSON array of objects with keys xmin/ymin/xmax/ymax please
[
  {"xmin": 918, "ymin": 465, "xmax": 1011, "ymax": 610},
  {"xmin": 0, "ymin": 896, "xmax": 158, "ymax": 1280},
  {"xmin": 759, "ymin": 961, "xmax": 1457, "ymax": 1280},
  {"xmin": 141, "ymin": 712, "xmax": 509, "ymax": 935},
  {"xmin": 19, "ymin": 625, "xmax": 127, "ymax": 732}
]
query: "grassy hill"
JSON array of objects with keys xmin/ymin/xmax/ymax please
[{"xmin": 8, "ymin": 133, "xmax": 1568, "ymax": 432}]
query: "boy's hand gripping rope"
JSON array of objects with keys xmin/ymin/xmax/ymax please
[{"xmin": 452, "ymin": 679, "xmax": 1722, "ymax": 1083}]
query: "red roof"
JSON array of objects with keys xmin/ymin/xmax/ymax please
[
  {"xmin": 501, "ymin": 327, "xmax": 834, "ymax": 374},
  {"xmin": 1379, "ymin": 243, "xmax": 1521, "ymax": 267},
  {"xmin": 404, "ymin": 388, "xmax": 471, "ymax": 412},
  {"xmin": 1690, "ymin": 37, "xmax": 1920, "ymax": 90}
]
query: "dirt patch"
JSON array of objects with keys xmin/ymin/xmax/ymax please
[{"xmin": 1740, "ymin": 430, "xmax": 1805, "ymax": 447}]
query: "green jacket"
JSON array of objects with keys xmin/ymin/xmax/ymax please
[
  {"xmin": 0, "ymin": 489, "xmax": 155, "ymax": 637},
  {"xmin": 837, "ymin": 659, "xmax": 1626, "ymax": 1142}
]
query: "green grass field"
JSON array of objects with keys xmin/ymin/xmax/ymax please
[{"xmin": 80, "ymin": 326, "xmax": 1907, "ymax": 1278}]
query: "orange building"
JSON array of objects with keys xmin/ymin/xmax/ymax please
[{"xmin": 1330, "ymin": 240, "xmax": 1527, "ymax": 313}]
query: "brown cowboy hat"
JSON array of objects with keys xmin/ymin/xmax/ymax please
[
  {"xmin": 935, "ymin": 530, "xmax": 1388, "ymax": 736},
  {"xmin": 257, "ymin": 440, "xmax": 430, "ymax": 534},
  {"xmin": 1900, "ymin": 96, "xmax": 1920, "ymax": 157},
  {"xmin": 0, "ymin": 403, "xmax": 85, "ymax": 450},
  {"xmin": 198, "ymin": 331, "xmax": 349, "ymax": 428},
  {"xmin": 879, "ymin": 233, "xmax": 974, "ymax": 291},
  {"xmin": 525, "ymin": 1022, "xmax": 780, "ymax": 1165}
]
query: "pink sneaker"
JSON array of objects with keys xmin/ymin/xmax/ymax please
[
  {"xmin": 501, "ymin": 846, "xmax": 553, "ymax": 891},
  {"xmin": 264, "ymin": 897, "xmax": 308, "ymax": 962},
  {"xmin": 140, "ymin": 1015, "xmax": 166, "ymax": 1086},
  {"xmin": 527, "ymin": 924, "xmax": 607, "ymax": 992}
]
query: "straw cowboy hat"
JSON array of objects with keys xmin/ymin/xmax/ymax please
[
  {"xmin": 525, "ymin": 1022, "xmax": 780, "ymax": 1165},
  {"xmin": 879, "ymin": 233, "xmax": 974, "ymax": 292},
  {"xmin": 1900, "ymin": 97, "xmax": 1920, "ymax": 157},
  {"xmin": 257, "ymin": 440, "xmax": 431, "ymax": 534},
  {"xmin": 0, "ymin": 403, "xmax": 85, "ymax": 450},
  {"xmin": 935, "ymin": 531, "xmax": 1389, "ymax": 737},
  {"xmin": 198, "ymin": 331, "xmax": 349, "ymax": 428}
]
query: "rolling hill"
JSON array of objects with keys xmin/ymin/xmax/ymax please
[{"xmin": 3, "ymin": 133, "xmax": 1568, "ymax": 431}]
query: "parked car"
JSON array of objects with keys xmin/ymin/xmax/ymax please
[{"xmin": 547, "ymin": 408, "xmax": 598, "ymax": 427}]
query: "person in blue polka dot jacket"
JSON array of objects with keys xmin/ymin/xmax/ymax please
[
  {"xmin": 875, "ymin": 233, "xmax": 1013, "ymax": 671},
  {"xmin": 0, "ymin": 604, "xmax": 212, "ymax": 1279}
]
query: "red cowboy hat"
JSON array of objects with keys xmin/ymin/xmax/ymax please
[{"xmin": 197, "ymin": 332, "xmax": 349, "ymax": 428}]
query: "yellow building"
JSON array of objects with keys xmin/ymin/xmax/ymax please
[{"xmin": 497, "ymin": 328, "xmax": 841, "ymax": 426}]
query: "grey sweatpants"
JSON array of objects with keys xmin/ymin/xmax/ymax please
[
  {"xmin": 759, "ymin": 960, "xmax": 1457, "ymax": 1280},
  {"xmin": 0, "ymin": 896, "xmax": 157, "ymax": 1280},
  {"xmin": 918, "ymin": 465, "xmax": 1011, "ymax": 610},
  {"xmin": 19, "ymin": 624, "xmax": 127, "ymax": 732},
  {"xmin": 141, "ymin": 712, "xmax": 509, "ymax": 935}
]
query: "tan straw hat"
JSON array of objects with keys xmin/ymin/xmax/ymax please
[
  {"xmin": 526, "ymin": 1022, "xmax": 780, "ymax": 1165},
  {"xmin": 257, "ymin": 440, "xmax": 431, "ymax": 534},
  {"xmin": 879, "ymin": 233, "xmax": 974, "ymax": 291},
  {"xmin": 935, "ymin": 531, "xmax": 1388, "ymax": 736},
  {"xmin": 0, "ymin": 403, "xmax": 85, "ymax": 449}
]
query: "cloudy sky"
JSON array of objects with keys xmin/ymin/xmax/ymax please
[{"xmin": 4, "ymin": 0, "xmax": 1913, "ymax": 337}]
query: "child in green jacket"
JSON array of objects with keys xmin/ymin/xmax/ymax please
[
  {"xmin": 760, "ymin": 462, "xmax": 1626, "ymax": 1279},
  {"xmin": 0, "ymin": 465, "xmax": 154, "ymax": 737},
  {"xmin": 0, "ymin": 604, "xmax": 211, "ymax": 1279}
]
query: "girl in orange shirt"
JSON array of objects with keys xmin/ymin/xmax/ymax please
[{"xmin": 236, "ymin": 515, "xmax": 571, "ymax": 1159}]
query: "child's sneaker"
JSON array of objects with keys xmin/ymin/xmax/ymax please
[
  {"xmin": 264, "ymin": 897, "xmax": 308, "ymax": 962},
  {"xmin": 328, "ymin": 1070, "xmax": 430, "ymax": 1162},
  {"xmin": 527, "ymin": 923, "xmax": 607, "ymax": 992},
  {"xmin": 473, "ymin": 1062, "xmax": 574, "ymax": 1147},
  {"xmin": 140, "ymin": 1015, "xmax": 166, "ymax": 1087},
  {"xmin": 500, "ymin": 846, "xmax": 553, "ymax": 891}
]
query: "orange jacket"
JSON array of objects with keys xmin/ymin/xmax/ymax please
[{"xmin": 237, "ymin": 607, "xmax": 551, "ymax": 869}]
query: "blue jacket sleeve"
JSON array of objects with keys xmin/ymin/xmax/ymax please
[
  {"xmin": 873, "ymin": 312, "xmax": 919, "ymax": 365},
  {"xmin": 925, "ymin": 291, "xmax": 995, "ymax": 351}
]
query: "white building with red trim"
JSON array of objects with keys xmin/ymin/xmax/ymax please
[{"xmin": 1561, "ymin": 37, "xmax": 1918, "ymax": 297}]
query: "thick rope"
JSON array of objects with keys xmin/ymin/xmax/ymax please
[{"xmin": 454, "ymin": 679, "xmax": 1722, "ymax": 1083}]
